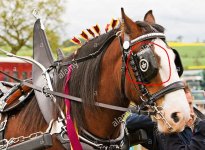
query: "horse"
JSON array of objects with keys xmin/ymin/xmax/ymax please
[{"xmin": 1, "ymin": 9, "xmax": 190, "ymax": 150}]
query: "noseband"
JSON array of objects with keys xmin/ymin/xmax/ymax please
[{"xmin": 118, "ymin": 32, "xmax": 185, "ymax": 131}]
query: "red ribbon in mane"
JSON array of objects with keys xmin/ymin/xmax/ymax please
[{"xmin": 64, "ymin": 65, "xmax": 82, "ymax": 150}]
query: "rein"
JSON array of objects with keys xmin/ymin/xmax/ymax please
[{"xmin": 0, "ymin": 70, "xmax": 143, "ymax": 114}]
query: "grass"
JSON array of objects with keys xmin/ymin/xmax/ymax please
[{"xmin": 168, "ymin": 42, "xmax": 205, "ymax": 68}]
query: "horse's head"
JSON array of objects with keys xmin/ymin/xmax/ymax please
[{"xmin": 120, "ymin": 9, "xmax": 190, "ymax": 133}]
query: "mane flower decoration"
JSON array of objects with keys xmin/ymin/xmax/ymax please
[
  {"xmin": 70, "ymin": 36, "xmax": 81, "ymax": 45},
  {"xmin": 93, "ymin": 24, "xmax": 101, "ymax": 36},
  {"xmin": 87, "ymin": 28, "xmax": 95, "ymax": 38},
  {"xmin": 80, "ymin": 30, "xmax": 89, "ymax": 41},
  {"xmin": 110, "ymin": 18, "xmax": 119, "ymax": 29},
  {"xmin": 70, "ymin": 18, "xmax": 119, "ymax": 45}
]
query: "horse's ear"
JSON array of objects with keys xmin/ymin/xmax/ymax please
[
  {"xmin": 121, "ymin": 8, "xmax": 141, "ymax": 38},
  {"xmin": 144, "ymin": 10, "xmax": 155, "ymax": 24}
]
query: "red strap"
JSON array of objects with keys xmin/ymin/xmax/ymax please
[{"xmin": 64, "ymin": 65, "xmax": 82, "ymax": 150}]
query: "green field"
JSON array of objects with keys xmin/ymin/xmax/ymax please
[{"xmin": 171, "ymin": 45, "xmax": 205, "ymax": 69}]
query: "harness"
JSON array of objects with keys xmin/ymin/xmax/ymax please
[{"xmin": 0, "ymin": 30, "xmax": 185, "ymax": 149}]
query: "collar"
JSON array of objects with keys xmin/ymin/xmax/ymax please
[{"xmin": 80, "ymin": 124, "xmax": 129, "ymax": 149}]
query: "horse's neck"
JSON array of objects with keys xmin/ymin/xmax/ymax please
[
  {"xmin": 84, "ymin": 102, "xmax": 127, "ymax": 139},
  {"xmin": 83, "ymin": 38, "xmax": 129, "ymax": 139}
]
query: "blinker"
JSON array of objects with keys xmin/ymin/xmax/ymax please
[{"xmin": 129, "ymin": 44, "xmax": 158, "ymax": 83}]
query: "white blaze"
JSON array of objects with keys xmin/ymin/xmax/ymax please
[{"xmin": 153, "ymin": 39, "xmax": 190, "ymax": 131}]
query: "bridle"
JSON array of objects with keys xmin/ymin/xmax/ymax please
[
  {"xmin": 0, "ymin": 31, "xmax": 185, "ymax": 149},
  {"xmin": 118, "ymin": 32, "xmax": 185, "ymax": 131}
]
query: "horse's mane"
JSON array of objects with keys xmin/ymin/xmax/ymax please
[
  {"xmin": 56, "ymin": 29, "xmax": 118, "ymax": 129},
  {"xmin": 17, "ymin": 21, "xmax": 165, "ymax": 131}
]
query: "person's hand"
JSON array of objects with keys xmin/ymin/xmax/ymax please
[{"xmin": 186, "ymin": 113, "xmax": 196, "ymax": 128}]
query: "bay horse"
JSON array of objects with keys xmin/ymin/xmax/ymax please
[{"xmin": 1, "ymin": 9, "xmax": 190, "ymax": 150}]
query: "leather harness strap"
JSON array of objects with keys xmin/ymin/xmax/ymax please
[
  {"xmin": 5, "ymin": 85, "xmax": 31, "ymax": 106},
  {"xmin": 0, "ymin": 82, "xmax": 33, "ymax": 113},
  {"xmin": 0, "ymin": 71, "xmax": 132, "ymax": 113}
]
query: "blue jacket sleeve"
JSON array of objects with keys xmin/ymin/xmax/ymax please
[
  {"xmin": 165, "ymin": 120, "xmax": 205, "ymax": 150},
  {"xmin": 126, "ymin": 114, "xmax": 156, "ymax": 149},
  {"xmin": 126, "ymin": 114, "xmax": 154, "ymax": 132}
]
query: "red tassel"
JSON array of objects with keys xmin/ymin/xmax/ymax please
[
  {"xmin": 87, "ymin": 28, "xmax": 95, "ymax": 38},
  {"xmin": 93, "ymin": 24, "xmax": 100, "ymax": 35},
  {"xmin": 80, "ymin": 31, "xmax": 89, "ymax": 41},
  {"xmin": 105, "ymin": 24, "xmax": 110, "ymax": 33},
  {"xmin": 70, "ymin": 37, "xmax": 81, "ymax": 45}
]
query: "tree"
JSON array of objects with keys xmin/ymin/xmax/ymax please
[
  {"xmin": 176, "ymin": 35, "xmax": 183, "ymax": 42},
  {"xmin": 0, "ymin": 0, "xmax": 65, "ymax": 54},
  {"xmin": 46, "ymin": 29, "xmax": 61, "ymax": 53}
]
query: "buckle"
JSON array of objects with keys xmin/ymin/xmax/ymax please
[{"xmin": 60, "ymin": 126, "xmax": 69, "ymax": 141}]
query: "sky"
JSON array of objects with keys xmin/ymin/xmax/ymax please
[{"xmin": 63, "ymin": 0, "xmax": 205, "ymax": 42}]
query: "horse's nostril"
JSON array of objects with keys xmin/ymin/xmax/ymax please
[{"xmin": 171, "ymin": 112, "xmax": 180, "ymax": 123}]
